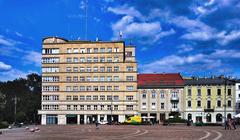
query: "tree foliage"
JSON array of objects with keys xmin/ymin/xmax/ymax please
[{"xmin": 0, "ymin": 73, "xmax": 41, "ymax": 124}]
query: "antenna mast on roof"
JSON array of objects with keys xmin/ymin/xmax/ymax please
[{"xmin": 85, "ymin": 0, "xmax": 88, "ymax": 40}]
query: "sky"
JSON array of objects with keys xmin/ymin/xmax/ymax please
[{"xmin": 0, "ymin": 0, "xmax": 240, "ymax": 81}]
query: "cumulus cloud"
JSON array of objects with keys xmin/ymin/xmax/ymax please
[
  {"xmin": 22, "ymin": 51, "xmax": 42, "ymax": 67},
  {"xmin": 0, "ymin": 69, "xmax": 28, "ymax": 81},
  {"xmin": 0, "ymin": 61, "xmax": 12, "ymax": 71},
  {"xmin": 139, "ymin": 49, "xmax": 240, "ymax": 75}
]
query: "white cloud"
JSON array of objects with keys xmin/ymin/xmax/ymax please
[
  {"xmin": 0, "ymin": 35, "xmax": 16, "ymax": 46},
  {"xmin": 15, "ymin": 32, "xmax": 23, "ymax": 37},
  {"xmin": 108, "ymin": 4, "xmax": 145, "ymax": 20},
  {"xmin": 177, "ymin": 44, "xmax": 194, "ymax": 53},
  {"xmin": 0, "ymin": 69, "xmax": 28, "ymax": 81},
  {"xmin": 22, "ymin": 51, "xmax": 41, "ymax": 67},
  {"xmin": 0, "ymin": 61, "xmax": 12, "ymax": 71},
  {"xmin": 217, "ymin": 30, "xmax": 240, "ymax": 45},
  {"xmin": 139, "ymin": 49, "xmax": 240, "ymax": 74}
]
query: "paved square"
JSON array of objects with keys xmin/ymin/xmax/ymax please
[{"xmin": 0, "ymin": 125, "xmax": 239, "ymax": 140}]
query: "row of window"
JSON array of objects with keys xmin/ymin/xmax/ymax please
[
  {"xmin": 42, "ymin": 48, "xmax": 59, "ymax": 54},
  {"xmin": 66, "ymin": 57, "xmax": 120, "ymax": 63},
  {"xmin": 66, "ymin": 47, "xmax": 120, "ymax": 54},
  {"xmin": 187, "ymin": 100, "xmax": 232, "ymax": 108},
  {"xmin": 141, "ymin": 102, "xmax": 178, "ymax": 110},
  {"xmin": 65, "ymin": 85, "xmax": 134, "ymax": 91},
  {"xmin": 142, "ymin": 91, "xmax": 179, "ymax": 99},
  {"xmin": 42, "ymin": 95, "xmax": 59, "ymax": 100},
  {"xmin": 64, "ymin": 95, "xmax": 134, "ymax": 101},
  {"xmin": 42, "ymin": 66, "xmax": 134, "ymax": 73},
  {"xmin": 42, "ymin": 105, "xmax": 134, "ymax": 111},
  {"xmin": 187, "ymin": 88, "xmax": 232, "ymax": 96}
]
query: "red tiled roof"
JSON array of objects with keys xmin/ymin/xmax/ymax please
[{"xmin": 138, "ymin": 73, "xmax": 184, "ymax": 87}]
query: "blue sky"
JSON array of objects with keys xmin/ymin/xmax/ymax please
[{"xmin": 1, "ymin": 0, "xmax": 240, "ymax": 81}]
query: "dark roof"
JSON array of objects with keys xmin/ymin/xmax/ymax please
[
  {"xmin": 138, "ymin": 73, "xmax": 184, "ymax": 89},
  {"xmin": 184, "ymin": 77, "xmax": 236, "ymax": 85}
]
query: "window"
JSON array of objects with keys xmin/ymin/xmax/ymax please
[
  {"xmin": 114, "ymin": 66, "xmax": 119, "ymax": 72},
  {"xmin": 107, "ymin": 67, "xmax": 112, "ymax": 72},
  {"xmin": 42, "ymin": 86, "xmax": 59, "ymax": 91},
  {"xmin": 152, "ymin": 103, "xmax": 156, "ymax": 110},
  {"xmin": 66, "ymin": 67, "xmax": 71, "ymax": 72},
  {"xmin": 114, "ymin": 86, "xmax": 119, "ymax": 91},
  {"xmin": 107, "ymin": 95, "xmax": 112, "ymax": 100},
  {"xmin": 114, "ymin": 76, "xmax": 119, "ymax": 81},
  {"xmin": 80, "ymin": 48, "xmax": 85, "ymax": 53},
  {"xmin": 42, "ymin": 48, "xmax": 59, "ymax": 54},
  {"xmin": 107, "ymin": 57, "xmax": 112, "ymax": 62},
  {"xmin": 87, "ymin": 105, "xmax": 91, "ymax": 110},
  {"xmin": 100, "ymin": 48, "xmax": 105, "ymax": 52},
  {"xmin": 188, "ymin": 101, "xmax": 191, "ymax": 107},
  {"xmin": 80, "ymin": 57, "xmax": 85, "ymax": 62},
  {"xmin": 73, "ymin": 48, "xmax": 78, "ymax": 53},
  {"xmin": 66, "ymin": 86, "xmax": 71, "ymax": 91},
  {"xmin": 126, "ymin": 95, "xmax": 133, "ymax": 101},
  {"xmin": 86, "ymin": 86, "xmax": 92, "ymax": 91},
  {"xmin": 86, "ymin": 66, "xmax": 91, "ymax": 72},
  {"xmin": 114, "ymin": 105, "xmax": 118, "ymax": 110},
  {"xmin": 114, "ymin": 57, "xmax": 119, "ymax": 62},
  {"xmin": 152, "ymin": 91, "xmax": 156, "ymax": 99},
  {"xmin": 66, "ymin": 58, "xmax": 72, "ymax": 63},
  {"xmin": 86, "ymin": 95, "xmax": 92, "ymax": 100},
  {"xmin": 93, "ymin": 76, "xmax": 98, "ymax": 81},
  {"xmin": 207, "ymin": 100, "xmax": 211, "ymax": 108},
  {"xmin": 80, "ymin": 95, "xmax": 85, "ymax": 100},
  {"xmin": 126, "ymin": 105, "xmax": 133, "ymax": 110},
  {"xmin": 100, "ymin": 95, "xmax": 105, "ymax": 100},
  {"xmin": 93, "ymin": 57, "xmax": 98, "ymax": 62},
  {"xmin": 100, "ymin": 86, "xmax": 105, "ymax": 91},
  {"xmin": 197, "ymin": 100, "xmax": 201, "ymax": 107},
  {"xmin": 80, "ymin": 67, "xmax": 85, "ymax": 72},
  {"xmin": 87, "ymin": 57, "xmax": 92, "ymax": 62},
  {"xmin": 100, "ymin": 67, "xmax": 105, "ymax": 72},
  {"xmin": 172, "ymin": 102, "xmax": 178, "ymax": 108},
  {"xmin": 161, "ymin": 103, "xmax": 164, "ymax": 109},
  {"xmin": 73, "ymin": 95, "xmax": 78, "ymax": 100},
  {"xmin": 217, "ymin": 100, "xmax": 221, "ymax": 107},
  {"xmin": 126, "ymin": 76, "xmax": 134, "ymax": 81},
  {"xmin": 93, "ymin": 48, "xmax": 98, "ymax": 53},
  {"xmin": 142, "ymin": 93, "xmax": 146, "ymax": 99},
  {"xmin": 239, "ymin": 85, "xmax": 240, "ymax": 90},
  {"xmin": 87, "ymin": 48, "xmax": 91, "ymax": 53},
  {"xmin": 107, "ymin": 105, "xmax": 112, "ymax": 110},
  {"xmin": 73, "ymin": 76, "xmax": 78, "ymax": 82},
  {"xmin": 227, "ymin": 89, "xmax": 231, "ymax": 96},
  {"xmin": 217, "ymin": 89, "xmax": 221, "ymax": 96},
  {"xmin": 42, "ymin": 76, "xmax": 59, "ymax": 82},
  {"xmin": 73, "ymin": 105, "xmax": 77, "ymax": 110},
  {"xmin": 94, "ymin": 105, "xmax": 98, "ymax": 110},
  {"xmin": 113, "ymin": 95, "xmax": 119, "ymax": 101},
  {"xmin": 93, "ymin": 86, "xmax": 98, "ymax": 91},
  {"xmin": 42, "ymin": 57, "xmax": 60, "ymax": 63},
  {"xmin": 73, "ymin": 57, "xmax": 78, "ymax": 62},
  {"xmin": 100, "ymin": 76, "xmax": 105, "ymax": 81},
  {"xmin": 73, "ymin": 67, "xmax": 78, "ymax": 72},
  {"xmin": 67, "ymin": 105, "xmax": 71, "ymax": 110},
  {"xmin": 42, "ymin": 67, "xmax": 59, "ymax": 73},
  {"xmin": 80, "ymin": 77, "xmax": 85, "ymax": 82},
  {"xmin": 227, "ymin": 100, "xmax": 231, "ymax": 107},
  {"xmin": 126, "ymin": 86, "xmax": 134, "ymax": 91},
  {"xmin": 80, "ymin": 105, "xmax": 84, "ymax": 110},
  {"xmin": 107, "ymin": 76, "xmax": 112, "ymax": 81},
  {"xmin": 107, "ymin": 86, "xmax": 112, "ymax": 91},
  {"xmin": 142, "ymin": 103, "xmax": 146, "ymax": 110},
  {"xmin": 126, "ymin": 66, "xmax": 133, "ymax": 72},
  {"xmin": 197, "ymin": 89, "xmax": 201, "ymax": 96},
  {"xmin": 126, "ymin": 51, "xmax": 132, "ymax": 57},
  {"xmin": 79, "ymin": 86, "xmax": 85, "ymax": 91},
  {"xmin": 93, "ymin": 95, "xmax": 98, "ymax": 100},
  {"xmin": 160, "ymin": 91, "xmax": 164, "ymax": 98},
  {"xmin": 114, "ymin": 47, "xmax": 119, "ymax": 52},
  {"xmin": 73, "ymin": 86, "xmax": 78, "ymax": 91},
  {"xmin": 207, "ymin": 89, "xmax": 211, "ymax": 96},
  {"xmin": 66, "ymin": 96, "xmax": 72, "ymax": 100},
  {"xmin": 100, "ymin": 105, "xmax": 104, "ymax": 110},
  {"xmin": 187, "ymin": 89, "xmax": 192, "ymax": 96},
  {"xmin": 66, "ymin": 76, "xmax": 71, "ymax": 82},
  {"xmin": 67, "ymin": 48, "xmax": 71, "ymax": 53},
  {"xmin": 100, "ymin": 57, "xmax": 105, "ymax": 62},
  {"xmin": 107, "ymin": 47, "xmax": 112, "ymax": 52}
]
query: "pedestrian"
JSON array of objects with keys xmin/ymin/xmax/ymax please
[
  {"xmin": 224, "ymin": 119, "xmax": 228, "ymax": 130},
  {"xmin": 95, "ymin": 120, "xmax": 99, "ymax": 129},
  {"xmin": 231, "ymin": 118, "xmax": 236, "ymax": 130}
]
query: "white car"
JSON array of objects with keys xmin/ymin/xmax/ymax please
[{"xmin": 99, "ymin": 120, "xmax": 108, "ymax": 125}]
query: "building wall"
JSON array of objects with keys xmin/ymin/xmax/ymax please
[
  {"xmin": 38, "ymin": 37, "xmax": 138, "ymax": 125},
  {"xmin": 184, "ymin": 84, "xmax": 235, "ymax": 123},
  {"xmin": 138, "ymin": 88, "xmax": 184, "ymax": 122},
  {"xmin": 236, "ymin": 83, "xmax": 240, "ymax": 114}
]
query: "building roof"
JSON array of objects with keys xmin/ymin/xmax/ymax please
[
  {"xmin": 137, "ymin": 73, "xmax": 184, "ymax": 89},
  {"xmin": 184, "ymin": 77, "xmax": 236, "ymax": 86}
]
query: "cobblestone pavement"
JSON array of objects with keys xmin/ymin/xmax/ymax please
[{"xmin": 0, "ymin": 125, "xmax": 240, "ymax": 140}]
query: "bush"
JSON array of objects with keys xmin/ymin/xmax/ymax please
[
  {"xmin": 164, "ymin": 117, "xmax": 187, "ymax": 124},
  {"xmin": 0, "ymin": 121, "xmax": 9, "ymax": 129}
]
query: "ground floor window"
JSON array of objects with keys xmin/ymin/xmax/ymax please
[
  {"xmin": 216, "ymin": 113, "xmax": 222, "ymax": 122},
  {"xmin": 46, "ymin": 115, "xmax": 58, "ymax": 124},
  {"xmin": 188, "ymin": 113, "xmax": 192, "ymax": 121},
  {"xmin": 206, "ymin": 113, "xmax": 211, "ymax": 122}
]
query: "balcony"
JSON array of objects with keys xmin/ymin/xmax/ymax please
[
  {"xmin": 171, "ymin": 108, "xmax": 179, "ymax": 112},
  {"xmin": 204, "ymin": 106, "xmax": 214, "ymax": 112},
  {"xmin": 171, "ymin": 96, "xmax": 179, "ymax": 102}
]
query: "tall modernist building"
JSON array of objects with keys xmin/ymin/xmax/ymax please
[
  {"xmin": 184, "ymin": 76, "xmax": 236, "ymax": 123},
  {"xmin": 235, "ymin": 80, "xmax": 240, "ymax": 114},
  {"xmin": 137, "ymin": 73, "xmax": 184, "ymax": 123},
  {"xmin": 38, "ymin": 37, "xmax": 138, "ymax": 125}
]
